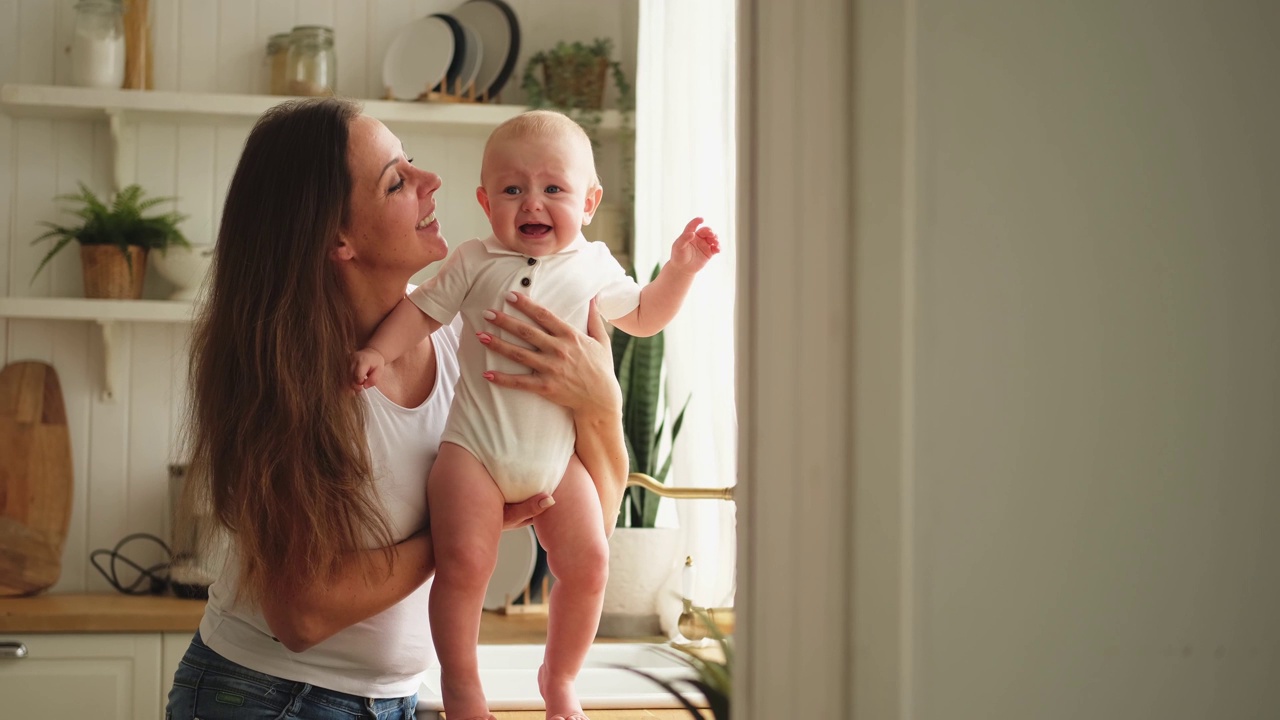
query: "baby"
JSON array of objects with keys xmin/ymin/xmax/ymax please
[{"xmin": 350, "ymin": 109, "xmax": 720, "ymax": 720}]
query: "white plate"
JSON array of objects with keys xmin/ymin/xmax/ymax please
[
  {"xmin": 483, "ymin": 525, "xmax": 538, "ymax": 611},
  {"xmin": 451, "ymin": 0, "xmax": 520, "ymax": 100},
  {"xmin": 382, "ymin": 16, "xmax": 457, "ymax": 100},
  {"xmin": 454, "ymin": 21, "xmax": 485, "ymax": 96}
]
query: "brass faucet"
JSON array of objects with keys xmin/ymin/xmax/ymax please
[
  {"xmin": 626, "ymin": 472, "xmax": 735, "ymax": 501},
  {"xmin": 625, "ymin": 474, "xmax": 737, "ymax": 641}
]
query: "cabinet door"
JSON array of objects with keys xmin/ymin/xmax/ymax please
[{"xmin": 0, "ymin": 633, "xmax": 162, "ymax": 720}]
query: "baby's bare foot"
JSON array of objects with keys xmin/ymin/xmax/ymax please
[{"xmin": 538, "ymin": 663, "xmax": 588, "ymax": 720}]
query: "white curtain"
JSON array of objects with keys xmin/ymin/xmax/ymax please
[{"xmin": 634, "ymin": 0, "xmax": 737, "ymax": 612}]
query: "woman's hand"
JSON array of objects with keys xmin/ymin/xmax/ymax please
[
  {"xmin": 478, "ymin": 292, "xmax": 629, "ymax": 536},
  {"xmin": 503, "ymin": 493, "xmax": 556, "ymax": 529},
  {"xmin": 476, "ymin": 292, "xmax": 622, "ymax": 418}
]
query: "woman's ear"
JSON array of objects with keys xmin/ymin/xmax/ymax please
[
  {"xmin": 581, "ymin": 184, "xmax": 604, "ymax": 226},
  {"xmin": 331, "ymin": 232, "xmax": 356, "ymax": 262}
]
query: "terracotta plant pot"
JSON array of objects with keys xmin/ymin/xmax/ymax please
[{"xmin": 80, "ymin": 245, "xmax": 148, "ymax": 299}]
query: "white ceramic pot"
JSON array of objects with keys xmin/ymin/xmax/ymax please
[
  {"xmin": 152, "ymin": 244, "xmax": 214, "ymax": 300},
  {"xmin": 599, "ymin": 526, "xmax": 682, "ymax": 637}
]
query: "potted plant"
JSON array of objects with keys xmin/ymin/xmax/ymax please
[
  {"xmin": 31, "ymin": 182, "xmax": 189, "ymax": 299},
  {"xmin": 521, "ymin": 37, "xmax": 632, "ymax": 142},
  {"xmin": 598, "ymin": 264, "xmax": 691, "ymax": 637},
  {"xmin": 612, "ymin": 264, "xmax": 691, "ymax": 528}
]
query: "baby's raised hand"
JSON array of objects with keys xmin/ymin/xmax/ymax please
[
  {"xmin": 350, "ymin": 348, "xmax": 387, "ymax": 392},
  {"xmin": 668, "ymin": 217, "xmax": 721, "ymax": 275}
]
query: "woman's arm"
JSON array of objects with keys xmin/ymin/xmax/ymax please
[
  {"xmin": 260, "ymin": 492, "xmax": 553, "ymax": 651},
  {"xmin": 260, "ymin": 529, "xmax": 433, "ymax": 653},
  {"xmin": 477, "ymin": 293, "xmax": 629, "ymax": 537}
]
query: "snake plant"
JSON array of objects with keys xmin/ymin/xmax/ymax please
[{"xmin": 612, "ymin": 264, "xmax": 690, "ymax": 528}]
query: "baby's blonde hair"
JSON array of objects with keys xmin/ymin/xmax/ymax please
[{"xmin": 481, "ymin": 109, "xmax": 600, "ymax": 186}]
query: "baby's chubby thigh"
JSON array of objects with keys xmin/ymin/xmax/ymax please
[{"xmin": 426, "ymin": 442, "xmax": 507, "ymax": 583}]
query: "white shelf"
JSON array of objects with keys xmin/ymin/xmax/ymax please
[
  {"xmin": 0, "ymin": 297, "xmax": 194, "ymax": 322},
  {"xmin": 0, "ymin": 83, "xmax": 625, "ymax": 132},
  {"xmin": 0, "ymin": 297, "xmax": 195, "ymax": 401}
]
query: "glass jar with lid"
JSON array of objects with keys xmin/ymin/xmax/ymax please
[
  {"xmin": 70, "ymin": 0, "xmax": 126, "ymax": 89},
  {"xmin": 285, "ymin": 25, "xmax": 336, "ymax": 97},
  {"xmin": 265, "ymin": 32, "xmax": 292, "ymax": 95}
]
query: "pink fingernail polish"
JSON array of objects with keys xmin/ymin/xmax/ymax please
[
  {"xmin": 476, "ymin": 332, "xmax": 492, "ymax": 344},
  {"xmin": 483, "ymin": 372, "xmax": 495, "ymax": 380},
  {"xmin": 482, "ymin": 310, "xmax": 496, "ymax": 321},
  {"xmin": 507, "ymin": 291, "xmax": 519, "ymax": 303}
]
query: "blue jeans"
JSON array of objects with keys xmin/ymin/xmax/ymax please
[{"xmin": 165, "ymin": 632, "xmax": 418, "ymax": 719}]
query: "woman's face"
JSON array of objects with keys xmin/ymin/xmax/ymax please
[{"xmin": 340, "ymin": 115, "xmax": 447, "ymax": 278}]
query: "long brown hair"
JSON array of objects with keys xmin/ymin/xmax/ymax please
[{"xmin": 185, "ymin": 98, "xmax": 392, "ymax": 602}]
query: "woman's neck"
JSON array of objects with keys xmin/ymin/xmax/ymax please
[{"xmin": 342, "ymin": 271, "xmax": 413, "ymax": 346}]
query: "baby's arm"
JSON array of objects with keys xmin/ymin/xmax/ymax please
[
  {"xmin": 611, "ymin": 217, "xmax": 721, "ymax": 337},
  {"xmin": 351, "ymin": 297, "xmax": 442, "ymax": 390}
]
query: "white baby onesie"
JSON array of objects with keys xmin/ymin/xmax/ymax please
[{"xmin": 409, "ymin": 234, "xmax": 641, "ymax": 502}]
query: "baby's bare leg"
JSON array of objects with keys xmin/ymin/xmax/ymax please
[
  {"xmin": 428, "ymin": 442, "xmax": 505, "ymax": 720},
  {"xmin": 532, "ymin": 455, "xmax": 610, "ymax": 720}
]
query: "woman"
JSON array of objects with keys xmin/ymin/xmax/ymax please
[{"xmin": 165, "ymin": 97, "xmax": 627, "ymax": 719}]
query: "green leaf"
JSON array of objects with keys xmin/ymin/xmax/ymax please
[{"xmin": 29, "ymin": 182, "xmax": 188, "ymax": 281}]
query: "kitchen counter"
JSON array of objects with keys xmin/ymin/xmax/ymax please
[
  {"xmin": 0, "ymin": 593, "xmax": 204, "ymax": 632},
  {"xmin": 0, "ymin": 595, "xmax": 665, "ymax": 645}
]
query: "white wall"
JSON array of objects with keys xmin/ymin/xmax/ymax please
[
  {"xmin": 0, "ymin": 0, "xmax": 637, "ymax": 594},
  {"xmin": 854, "ymin": 0, "xmax": 1280, "ymax": 717}
]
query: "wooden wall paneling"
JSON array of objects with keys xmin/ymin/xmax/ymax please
[
  {"xmin": 295, "ymin": 0, "xmax": 335, "ymax": 30},
  {"xmin": 152, "ymin": 0, "xmax": 181, "ymax": 91},
  {"xmin": 333, "ymin": 0, "xmax": 367, "ymax": 100},
  {"xmin": 1, "ymin": 2, "xmax": 13, "ymax": 361},
  {"xmin": 216, "ymin": 0, "xmax": 260, "ymax": 95},
  {"xmin": 51, "ymin": 0, "xmax": 75, "ymax": 87},
  {"xmin": 90, "ymin": 121, "xmax": 114, "ymax": 201},
  {"xmin": 16, "ymin": 0, "xmax": 55, "ymax": 84},
  {"xmin": 50, "ymin": 120, "xmax": 94, "ymax": 299},
  {"xmin": 0, "ymin": 11, "xmax": 11, "ymax": 313},
  {"xmin": 255, "ymin": 0, "xmax": 294, "ymax": 50},
  {"xmin": 210, "ymin": 124, "xmax": 251, "ymax": 241},
  {"xmin": 125, "ymin": 322, "xmax": 175, "ymax": 575},
  {"xmin": 132, "ymin": 121, "xmax": 177, "ymax": 300},
  {"xmin": 178, "ymin": 0, "xmax": 218, "ymax": 93},
  {"xmin": 85, "ymin": 322, "xmax": 132, "ymax": 593},
  {"xmin": 440, "ymin": 130, "xmax": 491, "ymax": 245},
  {"xmin": 366, "ymin": 0, "xmax": 418, "ymax": 105},
  {"xmin": 13, "ymin": 119, "xmax": 56, "ymax": 299},
  {"xmin": 49, "ymin": 320, "xmax": 93, "ymax": 593},
  {"xmin": 175, "ymin": 124, "xmax": 216, "ymax": 247}
]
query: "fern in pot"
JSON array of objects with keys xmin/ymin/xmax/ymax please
[
  {"xmin": 31, "ymin": 182, "xmax": 189, "ymax": 299},
  {"xmin": 599, "ymin": 264, "xmax": 690, "ymax": 638}
]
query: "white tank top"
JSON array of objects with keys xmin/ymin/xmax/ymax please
[{"xmin": 198, "ymin": 322, "xmax": 461, "ymax": 698}]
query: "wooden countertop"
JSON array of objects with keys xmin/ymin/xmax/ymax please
[
  {"xmin": 0, "ymin": 595, "xmax": 664, "ymax": 645},
  {"xmin": 0, "ymin": 593, "xmax": 205, "ymax": 632}
]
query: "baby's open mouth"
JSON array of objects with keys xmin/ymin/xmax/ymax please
[{"xmin": 519, "ymin": 223, "xmax": 552, "ymax": 237}]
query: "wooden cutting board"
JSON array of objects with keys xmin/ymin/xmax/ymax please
[{"xmin": 0, "ymin": 361, "xmax": 74, "ymax": 596}]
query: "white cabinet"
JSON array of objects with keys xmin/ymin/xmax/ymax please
[
  {"xmin": 160, "ymin": 631, "xmax": 194, "ymax": 711},
  {"xmin": 0, "ymin": 633, "xmax": 163, "ymax": 720}
]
